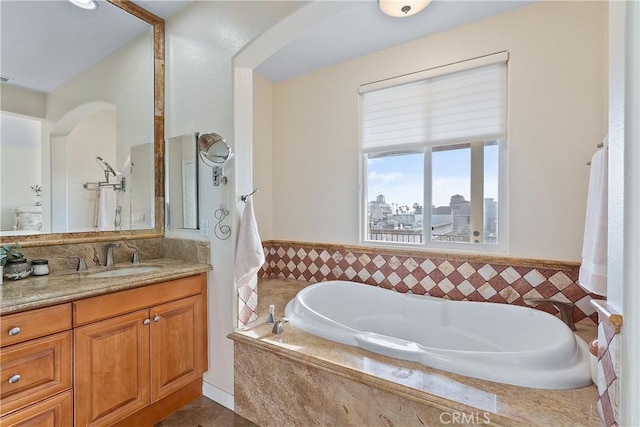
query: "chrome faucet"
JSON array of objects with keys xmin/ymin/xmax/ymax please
[
  {"xmin": 272, "ymin": 318, "xmax": 289, "ymax": 334},
  {"xmin": 68, "ymin": 256, "xmax": 87, "ymax": 271},
  {"xmin": 122, "ymin": 241, "xmax": 141, "ymax": 264},
  {"xmin": 105, "ymin": 243, "xmax": 121, "ymax": 267},
  {"xmin": 524, "ymin": 298, "xmax": 576, "ymax": 331}
]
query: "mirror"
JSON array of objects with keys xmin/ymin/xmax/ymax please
[
  {"xmin": 0, "ymin": 0, "xmax": 164, "ymax": 246},
  {"xmin": 198, "ymin": 133, "xmax": 232, "ymax": 186},
  {"xmin": 166, "ymin": 133, "xmax": 198, "ymax": 230}
]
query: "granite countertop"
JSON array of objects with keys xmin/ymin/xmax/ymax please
[
  {"xmin": 1, "ymin": 259, "xmax": 211, "ymax": 315},
  {"xmin": 230, "ymin": 278, "xmax": 600, "ymax": 427}
]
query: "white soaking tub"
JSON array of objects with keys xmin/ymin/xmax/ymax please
[{"xmin": 284, "ymin": 280, "xmax": 592, "ymax": 389}]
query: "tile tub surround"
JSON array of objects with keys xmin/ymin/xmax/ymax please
[
  {"xmin": 230, "ymin": 278, "xmax": 600, "ymax": 427},
  {"xmin": 0, "ymin": 258, "xmax": 211, "ymax": 315},
  {"xmin": 258, "ymin": 241, "xmax": 604, "ymax": 325},
  {"xmin": 591, "ymin": 300, "xmax": 623, "ymax": 427}
]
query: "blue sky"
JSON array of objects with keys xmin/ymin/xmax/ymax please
[{"xmin": 367, "ymin": 145, "xmax": 498, "ymax": 209}]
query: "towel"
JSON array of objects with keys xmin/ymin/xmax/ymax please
[
  {"xmin": 236, "ymin": 198, "xmax": 265, "ymax": 326},
  {"xmin": 95, "ymin": 187, "xmax": 117, "ymax": 231},
  {"xmin": 235, "ymin": 198, "xmax": 265, "ymax": 288},
  {"xmin": 578, "ymin": 144, "xmax": 608, "ymax": 296}
]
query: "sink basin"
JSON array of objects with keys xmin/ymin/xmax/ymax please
[{"xmin": 85, "ymin": 266, "xmax": 161, "ymax": 278}]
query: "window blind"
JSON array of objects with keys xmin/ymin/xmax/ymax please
[{"xmin": 361, "ymin": 53, "xmax": 507, "ymax": 153}]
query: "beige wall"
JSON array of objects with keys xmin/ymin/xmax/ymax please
[
  {"xmin": 165, "ymin": 0, "xmax": 303, "ymax": 403},
  {"xmin": 66, "ymin": 109, "xmax": 117, "ymax": 231},
  {"xmin": 46, "ymin": 31, "xmax": 154, "ymax": 174},
  {"xmin": 0, "ymin": 85, "xmax": 46, "ymax": 119},
  {"xmin": 252, "ymin": 73, "xmax": 274, "ymax": 240},
  {"xmin": 263, "ymin": 1, "xmax": 607, "ymax": 262}
]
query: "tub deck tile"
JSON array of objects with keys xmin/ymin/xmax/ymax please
[{"xmin": 230, "ymin": 278, "xmax": 600, "ymax": 427}]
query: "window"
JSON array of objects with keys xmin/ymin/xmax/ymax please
[{"xmin": 361, "ymin": 53, "xmax": 507, "ymax": 250}]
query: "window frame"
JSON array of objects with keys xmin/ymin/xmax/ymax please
[
  {"xmin": 360, "ymin": 139, "xmax": 508, "ymax": 254},
  {"xmin": 358, "ymin": 53, "xmax": 509, "ymax": 254}
]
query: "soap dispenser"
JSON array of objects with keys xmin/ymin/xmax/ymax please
[{"xmin": 266, "ymin": 305, "xmax": 276, "ymax": 325}]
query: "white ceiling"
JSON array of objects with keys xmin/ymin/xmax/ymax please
[
  {"xmin": 0, "ymin": 0, "xmax": 189, "ymax": 93},
  {"xmin": 0, "ymin": 0, "xmax": 532, "ymax": 94},
  {"xmin": 256, "ymin": 0, "xmax": 533, "ymax": 82}
]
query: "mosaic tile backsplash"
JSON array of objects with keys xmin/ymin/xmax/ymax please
[{"xmin": 259, "ymin": 241, "xmax": 603, "ymax": 325}]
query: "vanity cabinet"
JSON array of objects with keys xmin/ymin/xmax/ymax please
[
  {"xmin": 0, "ymin": 304, "xmax": 73, "ymax": 427},
  {"xmin": 73, "ymin": 274, "xmax": 207, "ymax": 427},
  {"xmin": 0, "ymin": 272, "xmax": 208, "ymax": 427}
]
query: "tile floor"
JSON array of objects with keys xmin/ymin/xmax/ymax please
[{"xmin": 155, "ymin": 396, "xmax": 256, "ymax": 427}]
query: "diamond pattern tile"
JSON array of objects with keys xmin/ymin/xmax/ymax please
[
  {"xmin": 523, "ymin": 269, "xmax": 545, "ymax": 287},
  {"xmin": 457, "ymin": 262, "xmax": 475, "ymax": 279},
  {"xmin": 258, "ymin": 242, "xmax": 601, "ymax": 325},
  {"xmin": 420, "ymin": 259, "xmax": 437, "ymax": 274},
  {"xmin": 437, "ymin": 260, "xmax": 455, "ymax": 276},
  {"xmin": 477, "ymin": 264, "xmax": 497, "ymax": 280},
  {"xmin": 549, "ymin": 271, "xmax": 573, "ymax": 290},
  {"xmin": 595, "ymin": 314, "xmax": 621, "ymax": 427},
  {"xmin": 457, "ymin": 280, "xmax": 475, "ymax": 296},
  {"xmin": 477, "ymin": 283, "xmax": 497, "ymax": 299}
]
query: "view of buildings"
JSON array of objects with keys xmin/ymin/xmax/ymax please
[{"xmin": 368, "ymin": 194, "xmax": 497, "ymax": 244}]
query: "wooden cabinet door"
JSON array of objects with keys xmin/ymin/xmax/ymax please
[
  {"xmin": 74, "ymin": 309, "xmax": 150, "ymax": 427},
  {"xmin": 0, "ymin": 390, "xmax": 72, "ymax": 427},
  {"xmin": 150, "ymin": 294, "xmax": 204, "ymax": 402}
]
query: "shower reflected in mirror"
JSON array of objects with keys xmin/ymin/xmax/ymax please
[
  {"xmin": 165, "ymin": 133, "xmax": 199, "ymax": 230},
  {"xmin": 96, "ymin": 156, "xmax": 117, "ymax": 181}
]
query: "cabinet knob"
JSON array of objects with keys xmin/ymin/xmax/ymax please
[
  {"xmin": 153, "ymin": 315, "xmax": 160, "ymax": 322},
  {"xmin": 8, "ymin": 327, "xmax": 21, "ymax": 336},
  {"xmin": 143, "ymin": 319, "xmax": 151, "ymax": 325},
  {"xmin": 8, "ymin": 374, "xmax": 21, "ymax": 384}
]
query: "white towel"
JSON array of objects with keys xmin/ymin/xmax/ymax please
[
  {"xmin": 235, "ymin": 198, "xmax": 265, "ymax": 288},
  {"xmin": 95, "ymin": 187, "xmax": 117, "ymax": 231},
  {"xmin": 578, "ymin": 144, "xmax": 608, "ymax": 296}
]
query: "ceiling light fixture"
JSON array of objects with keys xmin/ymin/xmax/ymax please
[
  {"xmin": 378, "ymin": 0, "xmax": 431, "ymax": 17},
  {"xmin": 69, "ymin": 0, "xmax": 98, "ymax": 10}
]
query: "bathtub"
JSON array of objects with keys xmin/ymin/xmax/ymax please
[{"xmin": 284, "ymin": 280, "xmax": 592, "ymax": 389}]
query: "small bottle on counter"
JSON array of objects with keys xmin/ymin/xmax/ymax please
[
  {"xmin": 267, "ymin": 305, "xmax": 276, "ymax": 324},
  {"xmin": 31, "ymin": 259, "xmax": 50, "ymax": 276}
]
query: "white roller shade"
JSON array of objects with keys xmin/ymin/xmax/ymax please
[{"xmin": 361, "ymin": 53, "xmax": 507, "ymax": 153}]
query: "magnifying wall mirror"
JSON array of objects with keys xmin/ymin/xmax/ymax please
[{"xmin": 198, "ymin": 133, "xmax": 232, "ymax": 186}]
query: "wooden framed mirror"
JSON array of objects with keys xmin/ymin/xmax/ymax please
[{"xmin": 0, "ymin": 0, "xmax": 164, "ymax": 247}]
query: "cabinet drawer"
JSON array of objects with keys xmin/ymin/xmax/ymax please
[
  {"xmin": 0, "ymin": 390, "xmax": 72, "ymax": 427},
  {"xmin": 0, "ymin": 305, "xmax": 72, "ymax": 347},
  {"xmin": 73, "ymin": 274, "xmax": 204, "ymax": 326},
  {"xmin": 0, "ymin": 331, "xmax": 72, "ymax": 415}
]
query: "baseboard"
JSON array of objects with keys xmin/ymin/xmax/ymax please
[{"xmin": 202, "ymin": 381, "xmax": 234, "ymax": 411}]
